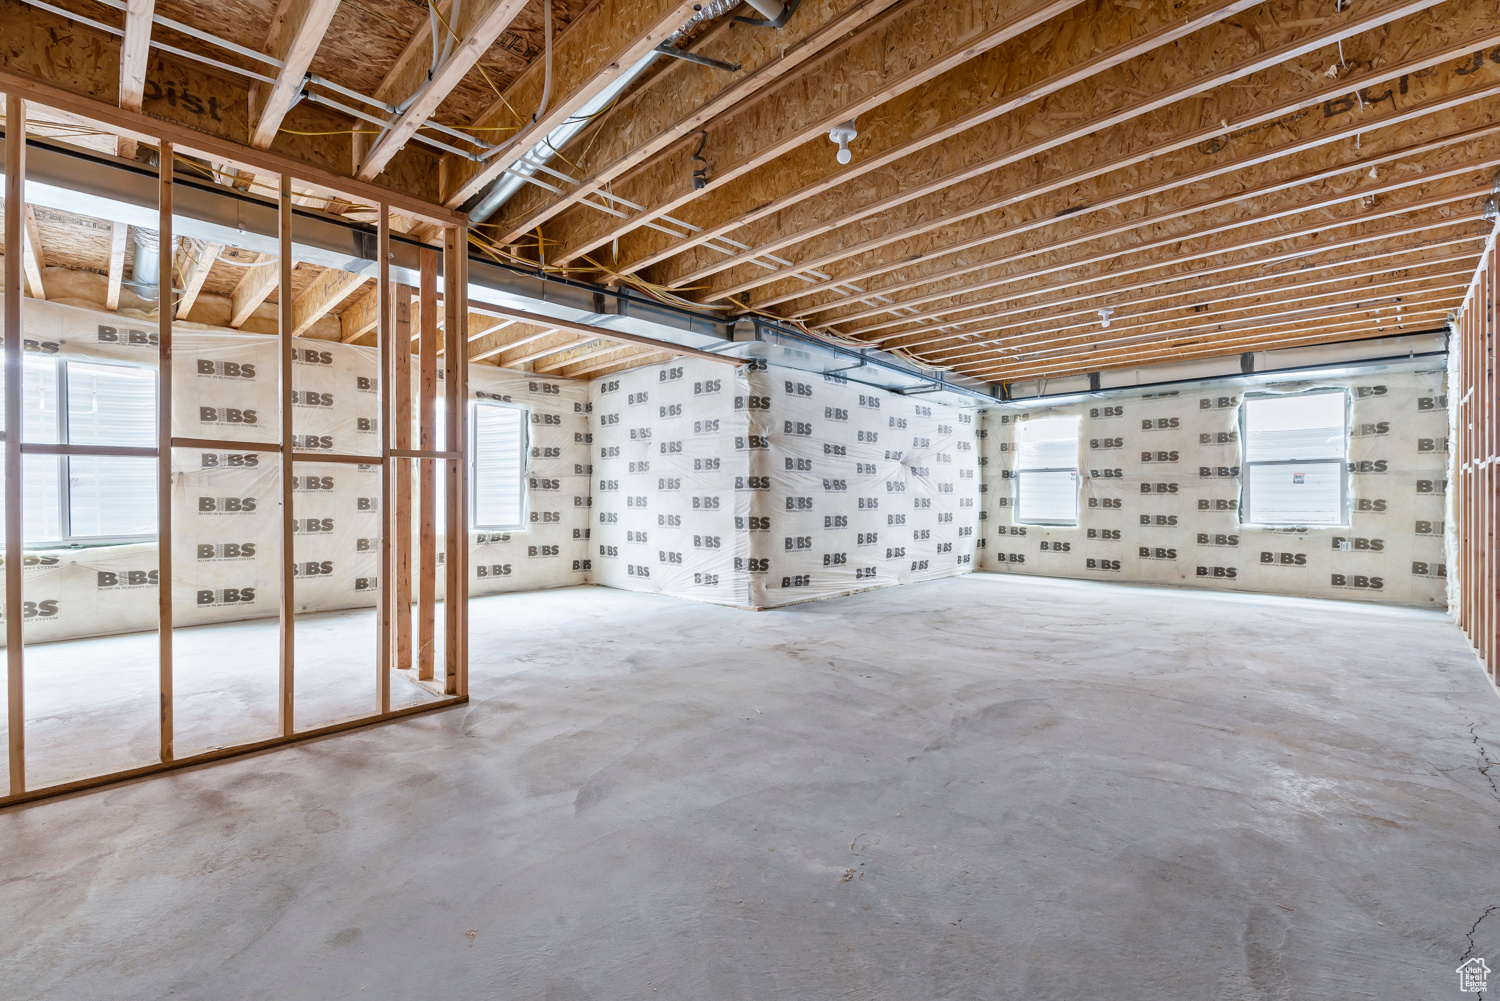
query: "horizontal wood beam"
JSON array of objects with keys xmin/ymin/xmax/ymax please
[
  {"xmin": 176, "ymin": 238, "xmax": 222, "ymax": 319},
  {"xmin": 560, "ymin": 346, "xmax": 669, "ymax": 379},
  {"xmin": 229, "ymin": 253, "xmax": 278, "ymax": 328},
  {"xmin": 879, "ymin": 225, "xmax": 1491, "ymax": 351},
  {"xmin": 755, "ymin": 58, "xmax": 1500, "ymax": 315},
  {"xmin": 465, "ymin": 299, "xmax": 743, "ymax": 367},
  {"xmin": 969, "ymin": 307, "xmax": 1454, "ymax": 381},
  {"xmin": 922, "ymin": 254, "xmax": 1482, "ymax": 361},
  {"xmin": 539, "ymin": 0, "xmax": 1087, "ymax": 265},
  {"xmin": 291, "ymin": 267, "xmax": 368, "ymax": 336},
  {"xmin": 356, "ymin": 0, "xmax": 529, "ymax": 181},
  {"xmin": 935, "ymin": 272, "xmax": 1470, "ymax": 367},
  {"xmin": 825, "ymin": 140, "xmax": 1500, "ymax": 332},
  {"xmin": 441, "ymin": 0, "xmax": 702, "ymax": 208},
  {"xmin": 340, "ymin": 286, "xmax": 380, "ymax": 343},
  {"xmin": 0, "ymin": 60, "xmax": 462, "ymax": 226},
  {"xmin": 487, "ymin": 0, "xmax": 905, "ymax": 245},
  {"xmin": 105, "ymin": 221, "xmax": 128, "ymax": 311},
  {"xmin": 21, "ymin": 206, "xmax": 45, "ymax": 300},
  {"xmin": 250, "ymin": 0, "xmax": 342, "ymax": 150},
  {"xmin": 471, "ymin": 324, "xmax": 560, "ymax": 363},
  {"xmin": 841, "ymin": 186, "xmax": 1492, "ymax": 341},
  {"xmin": 497, "ymin": 331, "xmax": 589, "ymax": 367},
  {"xmin": 118, "ymin": 0, "xmax": 154, "ymax": 114},
  {"xmin": 630, "ymin": 0, "xmax": 1461, "ymax": 291}
]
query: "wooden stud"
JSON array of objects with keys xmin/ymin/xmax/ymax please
[
  {"xmin": 376, "ymin": 205, "xmax": 391, "ymax": 714},
  {"xmin": 277, "ymin": 174, "xmax": 295, "ymax": 736},
  {"xmin": 418, "ymin": 248, "xmax": 438, "ymax": 681},
  {"xmin": 250, "ymin": 0, "xmax": 343, "ymax": 151},
  {"xmin": 5, "ymin": 94, "xmax": 26, "ymax": 797},
  {"xmin": 443, "ymin": 226, "xmax": 469, "ymax": 698},
  {"xmin": 105, "ymin": 222, "xmax": 129, "ymax": 312},
  {"xmin": 392, "ymin": 285, "xmax": 414, "ymax": 672},
  {"xmin": 157, "ymin": 142, "xmax": 174, "ymax": 763},
  {"xmin": 356, "ymin": 0, "xmax": 529, "ymax": 182}
]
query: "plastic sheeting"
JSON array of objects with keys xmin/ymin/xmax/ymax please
[
  {"xmin": 588, "ymin": 357, "xmax": 983, "ymax": 608},
  {"xmin": 979, "ymin": 363, "xmax": 1449, "ymax": 605},
  {"xmin": 1, "ymin": 298, "xmax": 592, "ymax": 644}
]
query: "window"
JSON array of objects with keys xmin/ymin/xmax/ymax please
[
  {"xmin": 3, "ymin": 357, "xmax": 157, "ymax": 546},
  {"xmin": 470, "ymin": 401, "xmax": 528, "ymax": 530},
  {"xmin": 1241, "ymin": 390, "xmax": 1348, "ymax": 526},
  {"xmin": 1014, "ymin": 414, "xmax": 1080, "ymax": 525}
]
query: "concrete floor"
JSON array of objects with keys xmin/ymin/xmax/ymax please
[{"xmin": 2, "ymin": 574, "xmax": 1499, "ymax": 1000}]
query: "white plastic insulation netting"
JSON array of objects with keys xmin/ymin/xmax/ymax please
[
  {"xmin": 978, "ymin": 364, "xmax": 1449, "ymax": 605},
  {"xmin": 1, "ymin": 298, "xmax": 591, "ymax": 644}
]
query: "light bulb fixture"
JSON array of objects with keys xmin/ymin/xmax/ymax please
[
  {"xmin": 828, "ymin": 119, "xmax": 857, "ymax": 165},
  {"xmin": 1097, "ymin": 307, "xmax": 1114, "ymax": 328}
]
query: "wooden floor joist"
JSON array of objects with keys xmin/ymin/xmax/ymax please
[
  {"xmin": 538, "ymin": 0, "xmax": 1088, "ymax": 267},
  {"xmin": 626, "ymin": 0, "xmax": 1470, "ymax": 291},
  {"xmin": 759, "ymin": 68, "xmax": 1500, "ymax": 315}
]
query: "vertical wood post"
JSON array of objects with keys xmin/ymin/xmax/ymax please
[
  {"xmin": 376, "ymin": 204, "xmax": 391, "ymax": 713},
  {"xmin": 157, "ymin": 141, "xmax": 174, "ymax": 762},
  {"xmin": 5, "ymin": 95, "xmax": 27, "ymax": 795},
  {"xmin": 417, "ymin": 248, "xmax": 438, "ymax": 681},
  {"xmin": 277, "ymin": 174, "xmax": 295, "ymax": 734},
  {"xmin": 393, "ymin": 286, "xmax": 413, "ymax": 671},
  {"xmin": 443, "ymin": 226, "xmax": 468, "ymax": 698}
]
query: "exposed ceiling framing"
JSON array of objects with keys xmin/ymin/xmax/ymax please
[{"xmin": 2, "ymin": 0, "xmax": 1497, "ymax": 387}]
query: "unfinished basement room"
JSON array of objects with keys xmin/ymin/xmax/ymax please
[{"xmin": 1, "ymin": 0, "xmax": 1500, "ymax": 996}]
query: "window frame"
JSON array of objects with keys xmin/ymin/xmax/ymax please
[
  {"xmin": 1237, "ymin": 388, "xmax": 1351, "ymax": 529},
  {"xmin": 468, "ymin": 399, "xmax": 531, "ymax": 532},
  {"xmin": 21, "ymin": 356, "xmax": 159, "ymax": 548},
  {"xmin": 1012, "ymin": 413, "xmax": 1082, "ymax": 527}
]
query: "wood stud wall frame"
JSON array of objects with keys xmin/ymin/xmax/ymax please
[{"xmin": 0, "ymin": 93, "xmax": 469, "ymax": 809}]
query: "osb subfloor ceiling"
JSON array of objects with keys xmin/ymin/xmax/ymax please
[{"xmin": 3, "ymin": 0, "xmax": 1498, "ymax": 386}]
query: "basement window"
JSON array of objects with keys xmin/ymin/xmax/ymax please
[
  {"xmin": 6, "ymin": 357, "xmax": 158, "ymax": 546},
  {"xmin": 1014, "ymin": 414, "xmax": 1081, "ymax": 526},
  {"xmin": 1240, "ymin": 390, "xmax": 1348, "ymax": 527},
  {"xmin": 470, "ymin": 400, "xmax": 529, "ymax": 531}
]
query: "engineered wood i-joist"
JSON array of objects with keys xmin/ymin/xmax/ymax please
[
  {"xmin": 440, "ymin": 0, "xmax": 703, "ymax": 207},
  {"xmin": 878, "ymin": 226, "xmax": 1493, "ymax": 352},
  {"xmin": 290, "ymin": 266, "xmax": 368, "ymax": 336},
  {"xmin": 105, "ymin": 221, "xmax": 129, "ymax": 311},
  {"xmin": 620, "ymin": 0, "xmax": 1266, "ymax": 282},
  {"xmin": 250, "ymin": 0, "xmax": 343, "ymax": 150},
  {"xmin": 826, "ymin": 144, "xmax": 1500, "ymax": 334},
  {"xmin": 356, "ymin": 0, "xmax": 529, "ymax": 181},
  {"xmin": 655, "ymin": 0, "xmax": 1490, "ymax": 302},
  {"xmin": 753, "ymin": 56, "xmax": 1500, "ymax": 314},
  {"xmin": 925, "ymin": 262, "xmax": 1479, "ymax": 363},
  {"xmin": 539, "ymin": 0, "xmax": 1088, "ymax": 265},
  {"xmin": 176, "ymin": 238, "xmax": 222, "ymax": 319},
  {"xmin": 487, "ymin": 0, "xmax": 906, "ymax": 245},
  {"xmin": 842, "ymin": 186, "xmax": 1492, "ymax": 342}
]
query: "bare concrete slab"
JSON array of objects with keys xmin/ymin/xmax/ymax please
[{"xmin": 2, "ymin": 574, "xmax": 1498, "ymax": 999}]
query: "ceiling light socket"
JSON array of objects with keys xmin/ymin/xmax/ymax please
[
  {"xmin": 1097, "ymin": 307, "xmax": 1114, "ymax": 328},
  {"xmin": 828, "ymin": 119, "xmax": 857, "ymax": 165}
]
